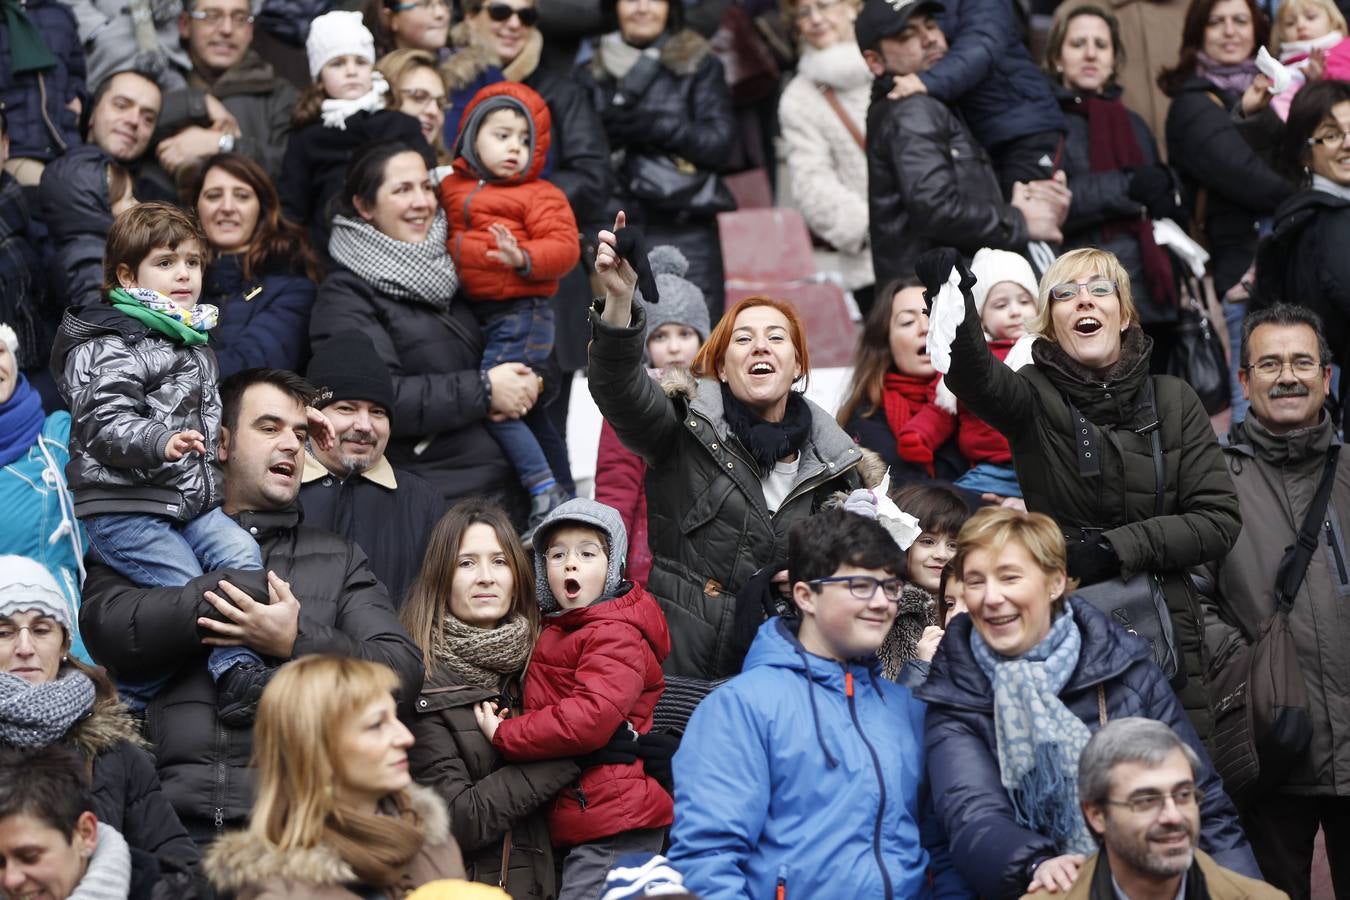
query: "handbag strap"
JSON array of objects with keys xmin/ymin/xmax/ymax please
[
  {"xmin": 1065, "ymin": 378, "xmax": 1165, "ymax": 517},
  {"xmin": 498, "ymin": 828, "xmax": 512, "ymax": 891},
  {"xmin": 1273, "ymin": 444, "xmax": 1342, "ymax": 610},
  {"xmin": 1097, "ymin": 684, "xmax": 1108, "ymax": 727},
  {"xmin": 819, "ymin": 85, "xmax": 867, "ymax": 152}
]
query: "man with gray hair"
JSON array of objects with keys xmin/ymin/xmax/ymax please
[{"xmin": 1057, "ymin": 718, "xmax": 1285, "ymax": 900}]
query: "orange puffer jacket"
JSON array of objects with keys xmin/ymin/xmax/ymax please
[{"xmin": 439, "ymin": 81, "xmax": 580, "ymax": 302}]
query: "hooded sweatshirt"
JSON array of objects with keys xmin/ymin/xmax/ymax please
[
  {"xmin": 438, "ymin": 82, "xmax": 580, "ymax": 304},
  {"xmin": 491, "ymin": 498, "xmax": 674, "ymax": 847}
]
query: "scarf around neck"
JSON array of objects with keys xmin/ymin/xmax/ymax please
[
  {"xmin": 0, "ymin": 669, "xmax": 96, "ymax": 747},
  {"xmin": 600, "ymin": 31, "xmax": 659, "ymax": 81},
  {"xmin": 0, "ymin": 373, "xmax": 45, "ymax": 468},
  {"xmin": 328, "ymin": 210, "xmax": 460, "ymax": 310},
  {"xmin": 68, "ymin": 824, "xmax": 132, "ymax": 900},
  {"xmin": 0, "ymin": 0, "xmax": 56, "ymax": 75},
  {"xmin": 1313, "ymin": 173, "xmax": 1350, "ymax": 202},
  {"xmin": 1195, "ymin": 51, "xmax": 1260, "ymax": 95},
  {"xmin": 881, "ymin": 371, "xmax": 935, "ymax": 438},
  {"xmin": 970, "ymin": 609, "xmax": 1097, "ymax": 857},
  {"xmin": 721, "ymin": 383, "xmax": 814, "ymax": 475},
  {"xmin": 321, "ymin": 71, "xmax": 390, "ymax": 130},
  {"xmin": 110, "ymin": 286, "xmax": 217, "ymax": 345},
  {"xmin": 1280, "ymin": 30, "xmax": 1343, "ymax": 63},
  {"xmin": 433, "ymin": 614, "xmax": 532, "ymax": 690}
]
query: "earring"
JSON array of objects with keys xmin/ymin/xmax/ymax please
[{"xmin": 1055, "ymin": 64, "xmax": 1064, "ymax": 73}]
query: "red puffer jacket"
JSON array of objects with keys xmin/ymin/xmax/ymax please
[
  {"xmin": 492, "ymin": 582, "xmax": 673, "ymax": 847},
  {"xmin": 439, "ymin": 81, "xmax": 581, "ymax": 303},
  {"xmin": 593, "ymin": 421, "xmax": 652, "ymax": 585},
  {"xmin": 898, "ymin": 339, "xmax": 1015, "ymax": 469}
]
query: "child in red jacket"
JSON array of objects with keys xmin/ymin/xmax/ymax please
[
  {"xmin": 440, "ymin": 81, "xmax": 581, "ymax": 535},
  {"xmin": 897, "ymin": 248, "xmax": 1041, "ymax": 498},
  {"xmin": 476, "ymin": 498, "xmax": 673, "ymax": 900}
]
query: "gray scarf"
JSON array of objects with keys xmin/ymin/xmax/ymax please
[
  {"xmin": 0, "ymin": 669, "xmax": 95, "ymax": 747},
  {"xmin": 69, "ymin": 823, "xmax": 132, "ymax": 900},
  {"xmin": 434, "ymin": 614, "xmax": 533, "ymax": 689},
  {"xmin": 329, "ymin": 209, "xmax": 460, "ymax": 311},
  {"xmin": 599, "ymin": 31, "xmax": 656, "ymax": 80},
  {"xmin": 1313, "ymin": 173, "xmax": 1350, "ymax": 203}
]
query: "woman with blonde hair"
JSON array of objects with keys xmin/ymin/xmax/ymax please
[
  {"xmin": 205, "ymin": 655, "xmax": 465, "ymax": 899},
  {"xmin": 377, "ymin": 49, "xmax": 453, "ymax": 164}
]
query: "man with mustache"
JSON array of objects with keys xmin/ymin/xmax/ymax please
[
  {"xmin": 300, "ymin": 331, "xmax": 445, "ymax": 607},
  {"xmin": 1198, "ymin": 303, "xmax": 1350, "ymax": 900},
  {"xmin": 1058, "ymin": 718, "xmax": 1285, "ymax": 900}
]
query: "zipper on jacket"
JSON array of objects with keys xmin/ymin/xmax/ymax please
[
  {"xmin": 776, "ymin": 865, "xmax": 787, "ymax": 900},
  {"xmin": 574, "ymin": 785, "xmax": 588, "ymax": 810},
  {"xmin": 211, "ymin": 719, "xmax": 229, "ymax": 833},
  {"xmin": 843, "ymin": 666, "xmax": 894, "ymax": 900},
  {"xmin": 1327, "ymin": 520, "xmax": 1348, "ymax": 583},
  {"xmin": 462, "ymin": 179, "xmax": 486, "ymax": 227},
  {"xmin": 192, "ymin": 346, "xmax": 217, "ymax": 512}
]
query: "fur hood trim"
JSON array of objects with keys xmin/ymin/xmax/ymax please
[
  {"xmin": 590, "ymin": 28, "xmax": 711, "ymax": 79},
  {"xmin": 204, "ymin": 785, "xmax": 449, "ymax": 891},
  {"xmin": 442, "ymin": 22, "xmax": 543, "ymax": 89},
  {"xmin": 659, "ymin": 365, "xmax": 698, "ymax": 399},
  {"xmin": 66, "ymin": 695, "xmax": 145, "ymax": 757}
]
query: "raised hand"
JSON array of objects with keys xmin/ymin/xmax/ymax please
[
  {"xmin": 165, "ymin": 430, "xmax": 207, "ymax": 461},
  {"xmin": 485, "ymin": 223, "xmax": 527, "ymax": 269}
]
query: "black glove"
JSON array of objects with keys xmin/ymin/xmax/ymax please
[
  {"xmin": 614, "ymin": 226, "xmax": 660, "ymax": 306},
  {"xmin": 635, "ymin": 730, "xmax": 680, "ymax": 793},
  {"xmin": 1066, "ymin": 538, "xmax": 1122, "ymax": 587},
  {"xmin": 913, "ymin": 247, "xmax": 976, "ymax": 310},
  {"xmin": 576, "ymin": 722, "xmax": 640, "ymax": 770},
  {"xmin": 602, "ymin": 104, "xmax": 647, "ymax": 143},
  {"xmin": 1127, "ymin": 165, "xmax": 1181, "ymax": 221}
]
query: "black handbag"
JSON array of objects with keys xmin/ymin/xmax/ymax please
[
  {"xmin": 1166, "ymin": 291, "xmax": 1230, "ymax": 416},
  {"xmin": 1065, "ymin": 378, "xmax": 1182, "ymax": 681},
  {"xmin": 621, "ymin": 151, "xmax": 736, "ymax": 216}
]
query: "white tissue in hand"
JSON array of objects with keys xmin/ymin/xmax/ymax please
[
  {"xmin": 874, "ymin": 471, "xmax": 922, "ymax": 550},
  {"xmin": 1256, "ymin": 47, "xmax": 1295, "ymax": 95},
  {"xmin": 925, "ymin": 268, "xmax": 965, "ymax": 375}
]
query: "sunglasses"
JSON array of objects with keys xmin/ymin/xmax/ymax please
[{"xmin": 479, "ymin": 2, "xmax": 538, "ymax": 24}]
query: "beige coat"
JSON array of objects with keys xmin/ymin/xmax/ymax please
[
  {"xmin": 1021, "ymin": 851, "xmax": 1288, "ymax": 900},
  {"xmin": 204, "ymin": 785, "xmax": 466, "ymax": 899}
]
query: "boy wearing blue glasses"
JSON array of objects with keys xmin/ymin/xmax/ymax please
[{"xmin": 668, "ymin": 508, "xmax": 972, "ymax": 900}]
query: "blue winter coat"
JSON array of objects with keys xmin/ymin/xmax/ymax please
[
  {"xmin": 0, "ymin": 0, "xmax": 86, "ymax": 161},
  {"xmin": 201, "ymin": 254, "xmax": 316, "ymax": 378},
  {"xmin": 0, "ymin": 410, "xmax": 88, "ymax": 660},
  {"xmin": 916, "ymin": 0, "xmax": 1064, "ymax": 150},
  {"xmin": 668, "ymin": 617, "xmax": 972, "ymax": 900},
  {"xmin": 914, "ymin": 597, "xmax": 1258, "ymax": 900}
]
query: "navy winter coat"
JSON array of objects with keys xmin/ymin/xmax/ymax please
[
  {"xmin": 201, "ymin": 253, "xmax": 316, "ymax": 378},
  {"xmin": 0, "ymin": 0, "xmax": 85, "ymax": 160},
  {"xmin": 914, "ymin": 598, "xmax": 1258, "ymax": 900}
]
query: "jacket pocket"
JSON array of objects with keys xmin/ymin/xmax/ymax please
[{"xmin": 678, "ymin": 475, "xmax": 736, "ymax": 535}]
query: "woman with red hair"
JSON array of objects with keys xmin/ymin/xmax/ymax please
[{"xmin": 587, "ymin": 213, "xmax": 864, "ymax": 680}]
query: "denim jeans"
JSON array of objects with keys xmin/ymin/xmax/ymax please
[
  {"xmin": 478, "ymin": 297, "xmax": 565, "ymax": 490},
  {"xmin": 85, "ymin": 507, "xmax": 264, "ymax": 706},
  {"xmin": 1224, "ymin": 299, "xmax": 1249, "ymax": 424}
]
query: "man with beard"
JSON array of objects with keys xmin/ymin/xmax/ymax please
[
  {"xmin": 1061, "ymin": 718, "xmax": 1286, "ymax": 900},
  {"xmin": 301, "ymin": 332, "xmax": 444, "ymax": 607},
  {"xmin": 1198, "ymin": 304, "xmax": 1350, "ymax": 900}
]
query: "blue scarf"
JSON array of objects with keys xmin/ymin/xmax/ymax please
[
  {"xmin": 970, "ymin": 609, "xmax": 1097, "ymax": 856},
  {"xmin": 0, "ymin": 374, "xmax": 44, "ymax": 468}
]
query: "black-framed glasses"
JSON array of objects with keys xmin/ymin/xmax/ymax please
[
  {"xmin": 1048, "ymin": 279, "xmax": 1117, "ymax": 302},
  {"xmin": 188, "ymin": 9, "xmax": 254, "ymax": 26},
  {"xmin": 1103, "ymin": 785, "xmax": 1201, "ymax": 815},
  {"xmin": 1245, "ymin": 357, "xmax": 1323, "ymax": 379},
  {"xmin": 477, "ymin": 2, "xmax": 539, "ymax": 25},
  {"xmin": 809, "ymin": 575, "xmax": 904, "ymax": 601},
  {"xmin": 1307, "ymin": 128, "xmax": 1350, "ymax": 148}
]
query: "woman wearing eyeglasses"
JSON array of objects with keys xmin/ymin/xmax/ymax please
[
  {"xmin": 366, "ymin": 0, "xmax": 452, "ymax": 58},
  {"xmin": 377, "ymin": 49, "xmax": 452, "ymax": 163},
  {"xmin": 913, "ymin": 507, "xmax": 1256, "ymax": 899},
  {"xmin": 928, "ymin": 246, "xmax": 1241, "ymax": 745},
  {"xmin": 1254, "ymin": 80, "xmax": 1350, "ymax": 408}
]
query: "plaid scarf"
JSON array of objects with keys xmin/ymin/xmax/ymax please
[{"xmin": 329, "ymin": 210, "xmax": 460, "ymax": 310}]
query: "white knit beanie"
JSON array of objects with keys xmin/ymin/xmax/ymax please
[
  {"xmin": 970, "ymin": 248, "xmax": 1040, "ymax": 320},
  {"xmin": 0, "ymin": 556, "xmax": 72, "ymax": 634},
  {"xmin": 306, "ymin": 11, "xmax": 375, "ymax": 81}
]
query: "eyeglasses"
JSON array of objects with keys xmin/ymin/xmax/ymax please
[
  {"xmin": 390, "ymin": 0, "xmax": 450, "ymax": 10},
  {"xmin": 1308, "ymin": 129, "xmax": 1350, "ymax": 148},
  {"xmin": 477, "ymin": 2, "xmax": 539, "ymax": 25},
  {"xmin": 1246, "ymin": 357, "xmax": 1324, "ymax": 379},
  {"xmin": 1048, "ymin": 279, "xmax": 1118, "ymax": 302},
  {"xmin": 544, "ymin": 545, "xmax": 604, "ymax": 567},
  {"xmin": 399, "ymin": 88, "xmax": 446, "ymax": 109},
  {"xmin": 188, "ymin": 9, "xmax": 255, "ymax": 26},
  {"xmin": 794, "ymin": 0, "xmax": 841, "ymax": 20},
  {"xmin": 809, "ymin": 575, "xmax": 905, "ymax": 601},
  {"xmin": 1103, "ymin": 785, "xmax": 1202, "ymax": 816},
  {"xmin": 0, "ymin": 619, "xmax": 63, "ymax": 645}
]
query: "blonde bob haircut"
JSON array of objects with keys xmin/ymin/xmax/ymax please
[
  {"xmin": 954, "ymin": 506, "xmax": 1070, "ymax": 615},
  {"xmin": 1030, "ymin": 247, "xmax": 1138, "ymax": 345}
]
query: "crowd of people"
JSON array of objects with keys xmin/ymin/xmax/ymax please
[{"xmin": 2, "ymin": 0, "xmax": 1350, "ymax": 897}]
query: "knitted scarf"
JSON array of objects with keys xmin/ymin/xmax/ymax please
[
  {"xmin": 321, "ymin": 71, "xmax": 391, "ymax": 130},
  {"xmin": 433, "ymin": 614, "xmax": 532, "ymax": 689},
  {"xmin": 1195, "ymin": 51, "xmax": 1259, "ymax": 95},
  {"xmin": 881, "ymin": 371, "xmax": 935, "ymax": 439},
  {"xmin": 0, "ymin": 373, "xmax": 44, "ymax": 468},
  {"xmin": 68, "ymin": 824, "xmax": 132, "ymax": 900},
  {"xmin": 600, "ymin": 31, "xmax": 653, "ymax": 80},
  {"xmin": 877, "ymin": 584, "xmax": 937, "ymax": 680},
  {"xmin": 109, "ymin": 286, "xmax": 218, "ymax": 346},
  {"xmin": 721, "ymin": 384, "xmax": 813, "ymax": 476},
  {"xmin": 0, "ymin": 0, "xmax": 57, "ymax": 75},
  {"xmin": 1073, "ymin": 95, "xmax": 1177, "ymax": 308},
  {"xmin": 0, "ymin": 669, "xmax": 96, "ymax": 747},
  {"xmin": 970, "ymin": 610, "xmax": 1097, "ymax": 857},
  {"xmin": 329, "ymin": 210, "xmax": 460, "ymax": 311}
]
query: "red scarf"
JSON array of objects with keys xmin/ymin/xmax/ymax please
[
  {"xmin": 882, "ymin": 371, "xmax": 935, "ymax": 438},
  {"xmin": 1078, "ymin": 95, "xmax": 1177, "ymax": 308}
]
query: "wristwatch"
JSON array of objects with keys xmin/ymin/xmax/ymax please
[{"xmin": 218, "ymin": 132, "xmax": 235, "ymax": 153}]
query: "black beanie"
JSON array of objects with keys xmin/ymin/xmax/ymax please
[{"xmin": 307, "ymin": 331, "xmax": 396, "ymax": 416}]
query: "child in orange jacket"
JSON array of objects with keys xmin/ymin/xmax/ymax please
[{"xmin": 440, "ymin": 81, "xmax": 580, "ymax": 536}]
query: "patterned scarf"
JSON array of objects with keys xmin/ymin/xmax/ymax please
[
  {"xmin": 1195, "ymin": 51, "xmax": 1260, "ymax": 95},
  {"xmin": 110, "ymin": 286, "xmax": 219, "ymax": 346},
  {"xmin": 329, "ymin": 210, "xmax": 460, "ymax": 311},
  {"xmin": 433, "ymin": 613, "xmax": 532, "ymax": 689},
  {"xmin": 0, "ymin": 669, "xmax": 96, "ymax": 747},
  {"xmin": 970, "ymin": 610, "xmax": 1097, "ymax": 857},
  {"xmin": 881, "ymin": 371, "xmax": 935, "ymax": 439},
  {"xmin": 321, "ymin": 72, "xmax": 391, "ymax": 130}
]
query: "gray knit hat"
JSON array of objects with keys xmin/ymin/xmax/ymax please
[
  {"xmin": 533, "ymin": 498, "xmax": 628, "ymax": 612},
  {"xmin": 0, "ymin": 556, "xmax": 73, "ymax": 634},
  {"xmin": 641, "ymin": 246, "xmax": 710, "ymax": 349}
]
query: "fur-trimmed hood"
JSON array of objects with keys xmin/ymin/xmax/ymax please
[
  {"xmin": 203, "ymin": 784, "xmax": 450, "ymax": 892},
  {"xmin": 65, "ymin": 694, "xmax": 145, "ymax": 757},
  {"xmin": 589, "ymin": 28, "xmax": 712, "ymax": 79}
]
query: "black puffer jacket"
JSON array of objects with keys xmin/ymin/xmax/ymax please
[
  {"xmin": 587, "ymin": 303, "xmax": 862, "ymax": 679},
  {"xmin": 311, "ymin": 267, "xmax": 517, "ymax": 508},
  {"xmin": 38, "ymin": 142, "xmax": 112, "ymax": 308},
  {"xmin": 867, "ymin": 84, "xmax": 1028, "ymax": 288},
  {"xmin": 78, "ymin": 505, "xmax": 424, "ymax": 838},
  {"xmin": 1057, "ymin": 83, "xmax": 1178, "ymax": 326},
  {"xmin": 1165, "ymin": 77, "xmax": 1293, "ymax": 297}
]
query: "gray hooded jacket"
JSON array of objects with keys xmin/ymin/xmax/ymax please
[{"xmin": 532, "ymin": 498, "xmax": 627, "ymax": 613}]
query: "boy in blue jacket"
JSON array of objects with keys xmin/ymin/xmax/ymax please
[{"xmin": 667, "ymin": 509, "xmax": 972, "ymax": 900}]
